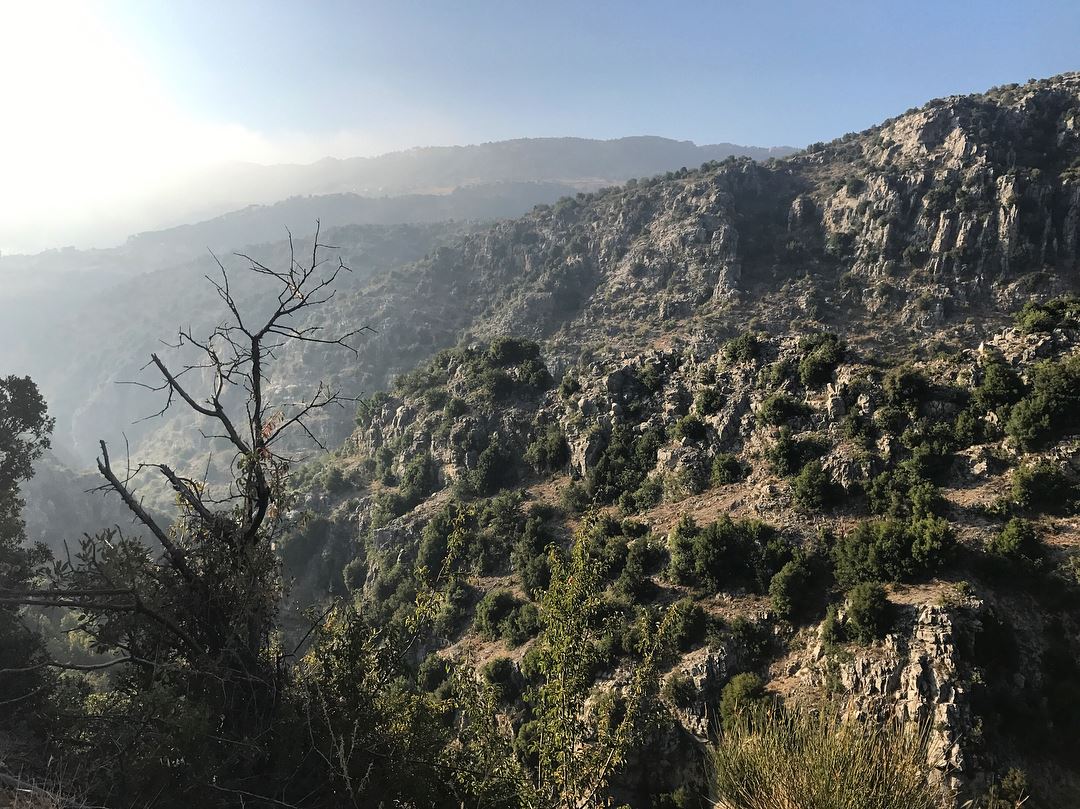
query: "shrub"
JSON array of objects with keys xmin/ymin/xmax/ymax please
[
  {"xmin": 719, "ymin": 673, "xmax": 769, "ymax": 733},
  {"xmin": 791, "ymin": 461, "xmax": 839, "ymax": 512},
  {"xmin": 724, "ymin": 332, "xmax": 761, "ymax": 364},
  {"xmin": 668, "ymin": 515, "xmax": 790, "ymax": 593},
  {"xmin": 768, "ymin": 556, "xmax": 812, "ymax": 621},
  {"xmin": 712, "ymin": 705, "xmax": 944, "ymax": 809},
  {"xmin": 883, "ymin": 364, "xmax": 929, "ymax": 408},
  {"xmin": 798, "ymin": 333, "xmax": 844, "ymax": 387},
  {"xmin": 1005, "ymin": 355, "xmax": 1080, "ymax": 449},
  {"xmin": 1014, "ymin": 294, "xmax": 1080, "ymax": 333},
  {"xmin": 988, "ymin": 518, "xmax": 1042, "ymax": 562},
  {"xmin": 766, "ymin": 427, "xmax": 824, "ymax": 477},
  {"xmin": 711, "ymin": 453, "xmax": 747, "ymax": 485},
  {"xmin": 525, "ymin": 423, "xmax": 569, "ymax": 473},
  {"xmin": 845, "ymin": 583, "xmax": 891, "ymax": 643},
  {"xmin": 866, "ymin": 464, "xmax": 943, "ymax": 519},
  {"xmin": 669, "ymin": 598, "xmax": 708, "ymax": 651},
  {"xmin": 486, "ymin": 336, "xmax": 541, "ymax": 366},
  {"xmin": 671, "ymin": 413, "xmax": 707, "ymax": 442},
  {"xmin": 460, "ymin": 435, "xmax": 519, "ymax": 497},
  {"xmin": 1010, "ymin": 462, "xmax": 1077, "ymax": 515},
  {"xmin": 832, "ymin": 516, "xmax": 955, "ymax": 586},
  {"xmin": 481, "ymin": 656, "xmax": 520, "ymax": 704},
  {"xmin": 399, "ymin": 453, "xmax": 439, "ymax": 508},
  {"xmin": 663, "ymin": 671, "xmax": 698, "ymax": 709},
  {"xmin": 759, "ymin": 393, "xmax": 812, "ymax": 427},
  {"xmin": 559, "ymin": 480, "xmax": 591, "ymax": 513},
  {"xmin": 973, "ymin": 352, "xmax": 1025, "ymax": 412},
  {"xmin": 588, "ymin": 425, "xmax": 666, "ymax": 504},
  {"xmin": 695, "ymin": 386, "xmax": 725, "ymax": 415},
  {"xmin": 558, "ymin": 374, "xmax": 581, "ymax": 398},
  {"xmin": 473, "ymin": 589, "xmax": 520, "ymax": 640}
]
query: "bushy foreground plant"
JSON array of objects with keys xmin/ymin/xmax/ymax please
[{"xmin": 712, "ymin": 705, "xmax": 944, "ymax": 809}]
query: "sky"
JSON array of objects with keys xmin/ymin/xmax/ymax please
[{"xmin": 1, "ymin": 0, "xmax": 1078, "ymax": 253}]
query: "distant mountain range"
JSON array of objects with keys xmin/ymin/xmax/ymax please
[{"xmin": 0, "ymin": 136, "xmax": 795, "ymax": 255}]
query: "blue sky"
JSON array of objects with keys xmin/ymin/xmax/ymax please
[
  {"xmin": 0, "ymin": 0, "xmax": 1077, "ymax": 252},
  {"xmin": 105, "ymin": 0, "xmax": 1080, "ymax": 149}
]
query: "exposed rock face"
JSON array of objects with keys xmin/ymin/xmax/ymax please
[{"xmin": 797, "ymin": 602, "xmax": 978, "ymax": 800}]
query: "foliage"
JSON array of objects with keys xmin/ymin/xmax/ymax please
[
  {"xmin": 791, "ymin": 461, "xmax": 839, "ymax": 512},
  {"xmin": 1005, "ymin": 355, "xmax": 1080, "ymax": 449},
  {"xmin": 759, "ymin": 393, "xmax": 812, "ymax": 426},
  {"xmin": 844, "ymin": 582, "xmax": 891, "ymax": 643},
  {"xmin": 724, "ymin": 332, "xmax": 761, "ymax": 364},
  {"xmin": 667, "ymin": 514, "xmax": 790, "ymax": 593},
  {"xmin": 988, "ymin": 518, "xmax": 1043, "ymax": 563},
  {"xmin": 768, "ymin": 556, "xmax": 813, "ymax": 622},
  {"xmin": 798, "ymin": 332, "xmax": 844, "ymax": 387},
  {"xmin": 712, "ymin": 705, "xmax": 944, "ymax": 809},
  {"xmin": 866, "ymin": 463, "xmax": 944, "ymax": 519},
  {"xmin": 1014, "ymin": 294, "xmax": 1080, "ymax": 333},
  {"xmin": 710, "ymin": 453, "xmax": 748, "ymax": 485},
  {"xmin": 588, "ymin": 424, "xmax": 666, "ymax": 504},
  {"xmin": 718, "ymin": 673, "xmax": 769, "ymax": 733},
  {"xmin": 766, "ymin": 427, "xmax": 824, "ymax": 477},
  {"xmin": 671, "ymin": 413, "xmax": 707, "ymax": 442},
  {"xmin": 1009, "ymin": 461, "xmax": 1077, "ymax": 515},
  {"xmin": 526, "ymin": 422, "xmax": 570, "ymax": 474},
  {"xmin": 832, "ymin": 516, "xmax": 955, "ymax": 585}
]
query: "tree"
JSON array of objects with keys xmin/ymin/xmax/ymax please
[
  {"xmin": 1, "ymin": 225, "xmax": 370, "ymax": 803},
  {"xmin": 0, "ymin": 376, "xmax": 54, "ymax": 720}
]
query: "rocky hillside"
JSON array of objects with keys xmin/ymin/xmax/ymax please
[{"xmin": 267, "ymin": 75, "xmax": 1080, "ymax": 807}]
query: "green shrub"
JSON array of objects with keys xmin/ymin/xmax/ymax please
[
  {"xmin": 759, "ymin": 393, "xmax": 813, "ymax": 426},
  {"xmin": 559, "ymin": 480, "xmax": 591, "ymax": 513},
  {"xmin": 486, "ymin": 336, "xmax": 541, "ymax": 366},
  {"xmin": 481, "ymin": 656, "xmax": 520, "ymax": 704},
  {"xmin": 768, "ymin": 556, "xmax": 812, "ymax": 621},
  {"xmin": 671, "ymin": 413, "xmax": 707, "ymax": 442},
  {"xmin": 473, "ymin": 589, "xmax": 520, "ymax": 639},
  {"xmin": 1005, "ymin": 355, "xmax": 1080, "ymax": 449},
  {"xmin": 866, "ymin": 464, "xmax": 943, "ymax": 519},
  {"xmin": 832, "ymin": 516, "xmax": 955, "ymax": 586},
  {"xmin": 1014, "ymin": 294, "xmax": 1080, "ymax": 333},
  {"xmin": 399, "ymin": 453, "xmax": 439, "ymax": 508},
  {"xmin": 791, "ymin": 461, "xmax": 839, "ymax": 512},
  {"xmin": 695, "ymin": 387, "xmax": 725, "ymax": 415},
  {"xmin": 724, "ymin": 332, "xmax": 761, "ymax": 364},
  {"xmin": 845, "ymin": 582, "xmax": 891, "ymax": 643},
  {"xmin": 662, "ymin": 671, "xmax": 699, "ymax": 709},
  {"xmin": 1010, "ymin": 462, "xmax": 1077, "ymax": 515},
  {"xmin": 988, "ymin": 518, "xmax": 1043, "ymax": 562},
  {"xmin": 883, "ymin": 365, "xmax": 928, "ymax": 408},
  {"xmin": 711, "ymin": 453, "xmax": 747, "ymax": 485},
  {"xmin": 973, "ymin": 352, "xmax": 1025, "ymax": 412},
  {"xmin": 460, "ymin": 435, "xmax": 519, "ymax": 497},
  {"xmin": 766, "ymin": 427, "xmax": 824, "ymax": 477},
  {"xmin": 719, "ymin": 673, "xmax": 769, "ymax": 733},
  {"xmin": 588, "ymin": 425, "xmax": 666, "ymax": 504},
  {"xmin": 798, "ymin": 333, "xmax": 844, "ymax": 387},
  {"xmin": 667, "ymin": 515, "xmax": 790, "ymax": 593},
  {"xmin": 558, "ymin": 374, "xmax": 581, "ymax": 398},
  {"xmin": 525, "ymin": 423, "xmax": 569, "ymax": 474},
  {"xmin": 669, "ymin": 598, "xmax": 708, "ymax": 651}
]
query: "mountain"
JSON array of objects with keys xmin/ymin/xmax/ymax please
[
  {"xmin": 12, "ymin": 74, "xmax": 1080, "ymax": 805},
  {"xmin": 258, "ymin": 74, "xmax": 1080, "ymax": 804},
  {"xmin": 0, "ymin": 136, "xmax": 796, "ymax": 254}
]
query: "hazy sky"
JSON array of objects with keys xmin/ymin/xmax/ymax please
[{"xmin": 1, "ymin": 0, "xmax": 1078, "ymax": 253}]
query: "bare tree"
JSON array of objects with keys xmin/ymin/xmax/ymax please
[{"xmin": 0, "ymin": 224, "xmax": 369, "ymax": 796}]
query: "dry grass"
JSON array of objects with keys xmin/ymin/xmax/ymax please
[{"xmin": 712, "ymin": 705, "xmax": 948, "ymax": 809}]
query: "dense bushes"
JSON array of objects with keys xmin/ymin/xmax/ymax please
[
  {"xmin": 759, "ymin": 393, "xmax": 813, "ymax": 426},
  {"xmin": 525, "ymin": 422, "xmax": 570, "ymax": 473},
  {"xmin": 832, "ymin": 516, "xmax": 955, "ymax": 586},
  {"xmin": 791, "ymin": 461, "xmax": 839, "ymax": 512},
  {"xmin": 866, "ymin": 463, "xmax": 943, "ymax": 519},
  {"xmin": 798, "ymin": 332, "xmax": 844, "ymax": 387},
  {"xmin": 667, "ymin": 515, "xmax": 790, "ymax": 593},
  {"xmin": 719, "ymin": 673, "xmax": 769, "ymax": 733},
  {"xmin": 844, "ymin": 583, "xmax": 891, "ymax": 643},
  {"xmin": 711, "ymin": 453, "xmax": 748, "ymax": 485},
  {"xmin": 589, "ymin": 424, "xmax": 666, "ymax": 504},
  {"xmin": 724, "ymin": 332, "xmax": 761, "ymax": 364},
  {"xmin": 768, "ymin": 556, "xmax": 813, "ymax": 621},
  {"xmin": 988, "ymin": 518, "xmax": 1043, "ymax": 562},
  {"xmin": 1005, "ymin": 355, "xmax": 1080, "ymax": 449},
  {"xmin": 671, "ymin": 413, "xmax": 707, "ymax": 442},
  {"xmin": 766, "ymin": 427, "xmax": 824, "ymax": 477},
  {"xmin": 474, "ymin": 589, "xmax": 539, "ymax": 646},
  {"xmin": 1014, "ymin": 294, "xmax": 1080, "ymax": 333},
  {"xmin": 1009, "ymin": 462, "xmax": 1077, "ymax": 515}
]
